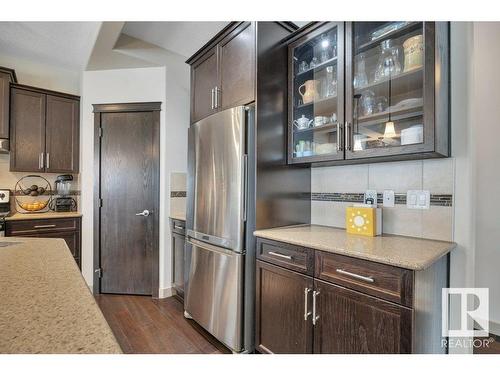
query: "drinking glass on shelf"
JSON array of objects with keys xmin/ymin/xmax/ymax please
[
  {"xmin": 310, "ymin": 57, "xmax": 319, "ymax": 69},
  {"xmin": 375, "ymin": 96, "xmax": 388, "ymax": 113},
  {"xmin": 320, "ymin": 49, "xmax": 330, "ymax": 63},
  {"xmin": 353, "ymin": 53, "xmax": 369, "ymax": 89},
  {"xmin": 360, "ymin": 90, "xmax": 376, "ymax": 116},
  {"xmin": 325, "ymin": 66, "xmax": 337, "ymax": 98},
  {"xmin": 298, "ymin": 61, "xmax": 309, "ymax": 74},
  {"xmin": 374, "ymin": 39, "xmax": 402, "ymax": 83}
]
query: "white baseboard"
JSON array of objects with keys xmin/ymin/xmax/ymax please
[{"xmin": 158, "ymin": 287, "xmax": 174, "ymax": 299}]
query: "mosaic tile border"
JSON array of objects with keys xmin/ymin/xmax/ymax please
[
  {"xmin": 311, "ymin": 192, "xmax": 453, "ymax": 207},
  {"xmin": 171, "ymin": 191, "xmax": 187, "ymax": 198}
]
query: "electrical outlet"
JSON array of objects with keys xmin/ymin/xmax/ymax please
[
  {"xmin": 406, "ymin": 190, "xmax": 430, "ymax": 209},
  {"xmin": 383, "ymin": 190, "xmax": 395, "ymax": 207},
  {"xmin": 364, "ymin": 189, "xmax": 377, "ymax": 205}
]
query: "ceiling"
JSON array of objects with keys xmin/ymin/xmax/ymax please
[
  {"xmin": 0, "ymin": 22, "xmax": 100, "ymax": 70},
  {"xmin": 122, "ymin": 22, "xmax": 230, "ymax": 58}
]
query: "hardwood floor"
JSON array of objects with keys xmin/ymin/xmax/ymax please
[{"xmin": 95, "ymin": 294, "xmax": 231, "ymax": 354}]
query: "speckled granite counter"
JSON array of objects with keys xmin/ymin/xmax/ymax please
[
  {"xmin": 254, "ymin": 224, "xmax": 456, "ymax": 270},
  {"xmin": 170, "ymin": 213, "xmax": 186, "ymax": 221},
  {"xmin": 0, "ymin": 237, "xmax": 121, "ymax": 354},
  {"xmin": 5, "ymin": 211, "xmax": 82, "ymax": 221}
]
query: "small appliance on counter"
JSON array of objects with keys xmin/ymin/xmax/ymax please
[
  {"xmin": 0, "ymin": 189, "xmax": 10, "ymax": 237},
  {"xmin": 51, "ymin": 175, "xmax": 77, "ymax": 212},
  {"xmin": 346, "ymin": 194, "xmax": 382, "ymax": 237}
]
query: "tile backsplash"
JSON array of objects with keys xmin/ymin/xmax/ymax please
[
  {"xmin": 311, "ymin": 158, "xmax": 454, "ymax": 241},
  {"xmin": 0, "ymin": 154, "xmax": 80, "ymax": 212},
  {"xmin": 170, "ymin": 172, "xmax": 186, "ymax": 217}
]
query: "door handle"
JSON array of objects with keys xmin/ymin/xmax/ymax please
[
  {"xmin": 312, "ymin": 290, "xmax": 320, "ymax": 325},
  {"xmin": 40, "ymin": 152, "xmax": 44, "ymax": 170},
  {"xmin": 336, "ymin": 268, "xmax": 374, "ymax": 283},
  {"xmin": 174, "ymin": 225, "xmax": 184, "ymax": 230},
  {"xmin": 46, "ymin": 153, "xmax": 50, "ymax": 169},
  {"xmin": 211, "ymin": 88, "xmax": 215, "ymax": 110},
  {"xmin": 268, "ymin": 251, "xmax": 292, "ymax": 260},
  {"xmin": 345, "ymin": 121, "xmax": 352, "ymax": 151},
  {"xmin": 214, "ymin": 86, "xmax": 219, "ymax": 109},
  {"xmin": 304, "ymin": 288, "xmax": 312, "ymax": 321},
  {"xmin": 135, "ymin": 210, "xmax": 150, "ymax": 217}
]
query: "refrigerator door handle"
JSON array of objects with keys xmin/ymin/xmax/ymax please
[
  {"xmin": 242, "ymin": 154, "xmax": 248, "ymax": 222},
  {"xmin": 186, "ymin": 238, "xmax": 235, "ymax": 256}
]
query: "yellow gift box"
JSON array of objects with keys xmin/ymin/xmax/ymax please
[{"xmin": 346, "ymin": 204, "xmax": 382, "ymax": 237}]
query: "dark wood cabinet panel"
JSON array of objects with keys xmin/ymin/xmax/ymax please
[
  {"xmin": 10, "ymin": 88, "xmax": 46, "ymax": 172},
  {"xmin": 256, "ymin": 237, "xmax": 314, "ymax": 276},
  {"xmin": 5, "ymin": 217, "xmax": 82, "ymax": 269},
  {"xmin": 255, "ymin": 260, "xmax": 313, "ymax": 354},
  {"xmin": 172, "ymin": 231, "xmax": 185, "ymax": 299},
  {"xmin": 0, "ymin": 72, "xmax": 11, "ymax": 139},
  {"xmin": 46, "ymin": 95, "xmax": 80, "ymax": 173},
  {"xmin": 219, "ymin": 22, "xmax": 255, "ymax": 110},
  {"xmin": 313, "ymin": 279, "xmax": 412, "ymax": 353},
  {"xmin": 315, "ymin": 251, "xmax": 414, "ymax": 307},
  {"xmin": 191, "ymin": 47, "xmax": 218, "ymax": 123}
]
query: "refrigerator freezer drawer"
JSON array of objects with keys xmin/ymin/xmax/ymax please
[{"xmin": 185, "ymin": 238, "xmax": 244, "ymax": 352}]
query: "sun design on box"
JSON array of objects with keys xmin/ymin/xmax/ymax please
[{"xmin": 348, "ymin": 211, "xmax": 370, "ymax": 232}]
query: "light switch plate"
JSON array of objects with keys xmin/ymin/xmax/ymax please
[
  {"xmin": 364, "ymin": 190, "xmax": 377, "ymax": 205},
  {"xmin": 383, "ymin": 190, "xmax": 395, "ymax": 207},
  {"xmin": 406, "ymin": 190, "xmax": 430, "ymax": 209}
]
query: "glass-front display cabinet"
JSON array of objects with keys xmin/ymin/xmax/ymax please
[
  {"xmin": 287, "ymin": 22, "xmax": 449, "ymax": 165},
  {"xmin": 288, "ymin": 23, "xmax": 345, "ymax": 163}
]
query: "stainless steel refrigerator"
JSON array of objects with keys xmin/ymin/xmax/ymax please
[{"xmin": 185, "ymin": 106, "xmax": 255, "ymax": 353}]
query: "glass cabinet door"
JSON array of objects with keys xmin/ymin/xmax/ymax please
[
  {"xmin": 346, "ymin": 22, "xmax": 434, "ymax": 159},
  {"xmin": 288, "ymin": 23, "xmax": 344, "ymax": 163}
]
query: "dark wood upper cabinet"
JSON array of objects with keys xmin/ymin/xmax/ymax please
[
  {"xmin": 255, "ymin": 260, "xmax": 314, "ymax": 354},
  {"xmin": 313, "ymin": 279, "xmax": 412, "ymax": 354},
  {"xmin": 286, "ymin": 21, "xmax": 449, "ymax": 165},
  {"xmin": 10, "ymin": 88, "xmax": 46, "ymax": 172},
  {"xmin": 191, "ymin": 47, "xmax": 219, "ymax": 123},
  {"xmin": 10, "ymin": 84, "xmax": 80, "ymax": 173},
  {"xmin": 46, "ymin": 95, "xmax": 80, "ymax": 173},
  {"xmin": 219, "ymin": 22, "xmax": 255, "ymax": 110},
  {"xmin": 0, "ymin": 67, "xmax": 16, "ymax": 141},
  {"xmin": 187, "ymin": 22, "xmax": 257, "ymax": 124}
]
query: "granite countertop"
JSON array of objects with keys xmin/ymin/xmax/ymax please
[
  {"xmin": 0, "ymin": 237, "xmax": 121, "ymax": 354},
  {"xmin": 5, "ymin": 211, "xmax": 82, "ymax": 221},
  {"xmin": 254, "ymin": 224, "xmax": 456, "ymax": 271},
  {"xmin": 170, "ymin": 212, "xmax": 186, "ymax": 221}
]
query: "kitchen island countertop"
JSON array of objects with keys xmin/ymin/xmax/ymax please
[
  {"xmin": 0, "ymin": 237, "xmax": 121, "ymax": 354},
  {"xmin": 254, "ymin": 224, "xmax": 456, "ymax": 271}
]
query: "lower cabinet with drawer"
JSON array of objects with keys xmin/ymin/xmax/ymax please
[
  {"xmin": 5, "ymin": 216, "xmax": 82, "ymax": 269},
  {"xmin": 255, "ymin": 237, "xmax": 448, "ymax": 354},
  {"xmin": 170, "ymin": 218, "xmax": 186, "ymax": 300}
]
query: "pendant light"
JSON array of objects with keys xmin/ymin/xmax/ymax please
[{"xmin": 384, "ymin": 73, "xmax": 396, "ymax": 139}]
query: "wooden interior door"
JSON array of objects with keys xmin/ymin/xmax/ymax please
[
  {"xmin": 45, "ymin": 95, "xmax": 79, "ymax": 173},
  {"xmin": 191, "ymin": 47, "xmax": 218, "ymax": 123},
  {"xmin": 99, "ymin": 110, "xmax": 159, "ymax": 295},
  {"xmin": 255, "ymin": 260, "xmax": 314, "ymax": 354},
  {"xmin": 219, "ymin": 22, "xmax": 255, "ymax": 110},
  {"xmin": 10, "ymin": 88, "xmax": 46, "ymax": 172},
  {"xmin": 313, "ymin": 279, "xmax": 413, "ymax": 354}
]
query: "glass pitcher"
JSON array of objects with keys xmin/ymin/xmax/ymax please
[{"xmin": 373, "ymin": 39, "xmax": 402, "ymax": 83}]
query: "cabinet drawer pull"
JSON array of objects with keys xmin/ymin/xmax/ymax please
[
  {"xmin": 174, "ymin": 225, "xmax": 184, "ymax": 230},
  {"xmin": 312, "ymin": 290, "xmax": 320, "ymax": 325},
  {"xmin": 33, "ymin": 224, "xmax": 57, "ymax": 229},
  {"xmin": 336, "ymin": 268, "xmax": 374, "ymax": 283},
  {"xmin": 268, "ymin": 251, "xmax": 292, "ymax": 260},
  {"xmin": 211, "ymin": 88, "xmax": 215, "ymax": 110},
  {"xmin": 304, "ymin": 288, "xmax": 312, "ymax": 321}
]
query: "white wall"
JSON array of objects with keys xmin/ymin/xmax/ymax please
[
  {"xmin": 80, "ymin": 66, "xmax": 189, "ymax": 296},
  {"xmin": 0, "ymin": 54, "xmax": 80, "ymax": 94},
  {"xmin": 471, "ymin": 22, "xmax": 500, "ymax": 333}
]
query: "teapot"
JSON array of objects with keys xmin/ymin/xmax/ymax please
[{"xmin": 293, "ymin": 115, "xmax": 313, "ymax": 130}]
